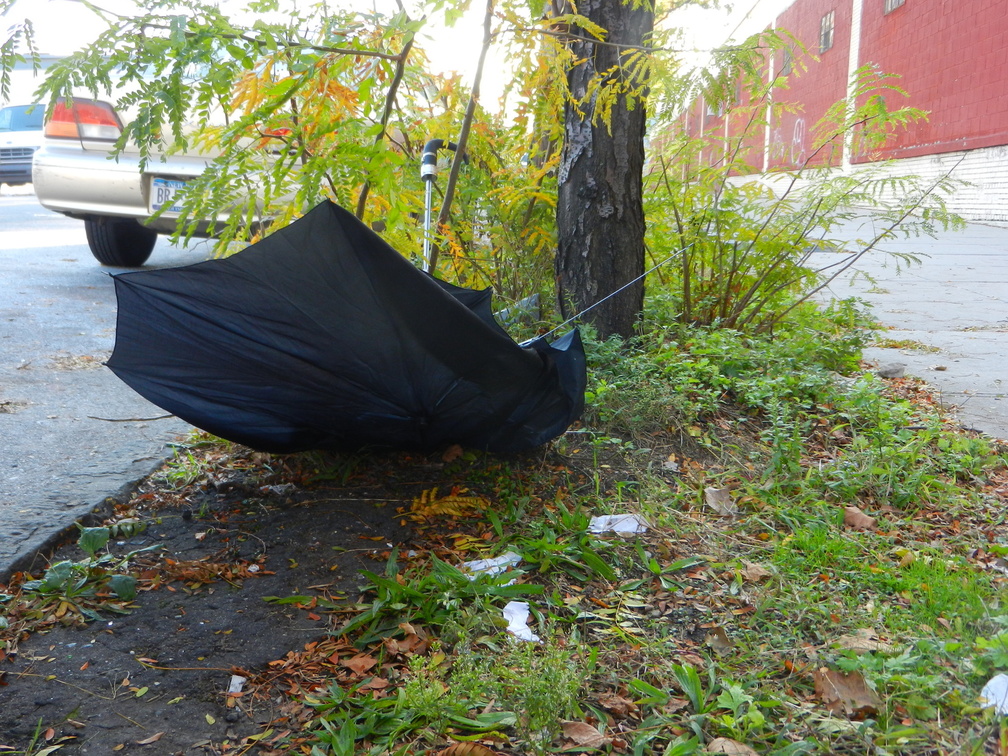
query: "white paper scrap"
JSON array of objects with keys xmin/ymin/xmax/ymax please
[
  {"xmin": 503, "ymin": 600, "xmax": 541, "ymax": 642},
  {"xmin": 980, "ymin": 673, "xmax": 1008, "ymax": 715},
  {"xmin": 228, "ymin": 674, "xmax": 247, "ymax": 695},
  {"xmin": 588, "ymin": 513, "xmax": 649, "ymax": 535},
  {"xmin": 462, "ymin": 551, "xmax": 522, "ymax": 578}
]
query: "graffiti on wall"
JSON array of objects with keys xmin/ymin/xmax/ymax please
[{"xmin": 769, "ymin": 117, "xmax": 807, "ymax": 168}]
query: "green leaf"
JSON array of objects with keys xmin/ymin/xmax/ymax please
[
  {"xmin": 107, "ymin": 574, "xmax": 137, "ymax": 601},
  {"xmin": 672, "ymin": 664, "xmax": 706, "ymax": 713},
  {"xmin": 447, "ymin": 710, "xmax": 518, "ymax": 731},
  {"xmin": 169, "ymin": 15, "xmax": 188, "ymax": 48},
  {"xmin": 263, "ymin": 594, "xmax": 317, "ymax": 605},
  {"xmin": 42, "ymin": 560, "xmax": 75, "ymax": 592},
  {"xmin": 666, "ymin": 555, "xmax": 705, "ymax": 572},
  {"xmin": 78, "ymin": 527, "xmax": 111, "ymax": 557},
  {"xmin": 628, "ymin": 677, "xmax": 669, "ymax": 706},
  {"xmin": 580, "ymin": 544, "xmax": 618, "ymax": 582}
]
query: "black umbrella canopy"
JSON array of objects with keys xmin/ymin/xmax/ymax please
[{"xmin": 107, "ymin": 201, "xmax": 585, "ymax": 454}]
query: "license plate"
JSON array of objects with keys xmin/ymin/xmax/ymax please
[{"xmin": 150, "ymin": 177, "xmax": 187, "ymax": 215}]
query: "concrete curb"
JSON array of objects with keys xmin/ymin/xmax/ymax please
[{"xmin": 0, "ymin": 456, "xmax": 172, "ymax": 584}]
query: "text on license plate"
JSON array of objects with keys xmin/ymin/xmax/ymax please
[{"xmin": 150, "ymin": 177, "xmax": 187, "ymax": 215}]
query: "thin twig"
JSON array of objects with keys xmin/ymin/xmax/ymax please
[{"xmin": 87, "ymin": 415, "xmax": 175, "ymax": 422}]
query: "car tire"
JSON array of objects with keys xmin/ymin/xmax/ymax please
[{"xmin": 85, "ymin": 217, "xmax": 158, "ymax": 267}]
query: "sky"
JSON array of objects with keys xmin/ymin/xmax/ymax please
[{"xmin": 2, "ymin": 0, "xmax": 794, "ymax": 106}]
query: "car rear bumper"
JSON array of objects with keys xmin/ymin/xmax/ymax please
[{"xmin": 32, "ymin": 143, "xmax": 211, "ymax": 231}]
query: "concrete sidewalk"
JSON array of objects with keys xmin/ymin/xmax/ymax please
[{"xmin": 818, "ymin": 218, "xmax": 1008, "ymax": 440}]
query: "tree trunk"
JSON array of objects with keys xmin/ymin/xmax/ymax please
[{"xmin": 555, "ymin": 0, "xmax": 654, "ymax": 341}]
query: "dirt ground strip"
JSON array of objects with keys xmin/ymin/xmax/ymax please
[{"xmin": 0, "ymin": 449, "xmax": 436, "ymax": 754}]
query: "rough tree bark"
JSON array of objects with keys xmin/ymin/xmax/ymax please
[{"xmin": 555, "ymin": 0, "xmax": 654, "ymax": 340}]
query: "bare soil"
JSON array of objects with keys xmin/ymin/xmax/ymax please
[{"xmin": 0, "ymin": 447, "xmax": 475, "ymax": 754}]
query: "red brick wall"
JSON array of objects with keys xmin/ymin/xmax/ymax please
[
  {"xmin": 676, "ymin": 60, "xmax": 768, "ymax": 173},
  {"xmin": 728, "ymin": 63, "xmax": 768, "ymax": 173},
  {"xmin": 855, "ymin": 0, "xmax": 1008, "ymax": 161},
  {"xmin": 768, "ymin": 0, "xmax": 852, "ymax": 169}
]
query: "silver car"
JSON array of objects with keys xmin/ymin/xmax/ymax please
[{"xmin": 32, "ymin": 96, "xmax": 214, "ymax": 266}]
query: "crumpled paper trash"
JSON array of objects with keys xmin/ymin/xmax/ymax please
[
  {"xmin": 503, "ymin": 600, "xmax": 540, "ymax": 642},
  {"xmin": 588, "ymin": 513, "xmax": 649, "ymax": 535},
  {"xmin": 981, "ymin": 673, "xmax": 1008, "ymax": 715},
  {"xmin": 462, "ymin": 551, "xmax": 522, "ymax": 578}
]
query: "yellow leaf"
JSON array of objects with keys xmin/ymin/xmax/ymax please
[
  {"xmin": 409, "ymin": 487, "xmax": 488, "ymax": 521},
  {"xmin": 205, "ymin": 713, "xmax": 216, "ymax": 725}
]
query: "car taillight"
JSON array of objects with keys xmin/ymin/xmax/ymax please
[{"xmin": 45, "ymin": 98, "xmax": 123, "ymax": 140}]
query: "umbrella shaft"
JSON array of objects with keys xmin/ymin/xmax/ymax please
[{"xmin": 423, "ymin": 181, "xmax": 434, "ymax": 272}]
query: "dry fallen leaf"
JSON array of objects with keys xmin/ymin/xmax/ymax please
[
  {"xmin": 562, "ymin": 721, "xmax": 609, "ymax": 748},
  {"xmin": 740, "ymin": 561, "xmax": 772, "ymax": 582},
  {"xmin": 341, "ymin": 653, "xmax": 378, "ymax": 675},
  {"xmin": 442, "ymin": 444, "xmax": 464, "ymax": 463},
  {"xmin": 843, "ymin": 506, "xmax": 876, "ymax": 531},
  {"xmin": 135, "ymin": 732, "xmax": 165, "ymax": 745},
  {"xmin": 895, "ymin": 549, "xmax": 916, "ymax": 568},
  {"xmin": 704, "ymin": 486, "xmax": 738, "ymax": 517},
  {"xmin": 835, "ymin": 628, "xmax": 893, "ymax": 654},
  {"xmin": 663, "ymin": 695, "xmax": 691, "ymax": 714},
  {"xmin": 437, "ymin": 742, "xmax": 500, "ymax": 756},
  {"xmin": 813, "ymin": 667, "xmax": 881, "ymax": 718},
  {"xmin": 596, "ymin": 692, "xmax": 637, "ymax": 718},
  {"xmin": 705, "ymin": 626, "xmax": 734, "ymax": 656},
  {"xmin": 706, "ymin": 737, "xmax": 759, "ymax": 755}
]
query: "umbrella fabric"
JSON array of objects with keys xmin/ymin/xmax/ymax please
[{"xmin": 107, "ymin": 200, "xmax": 585, "ymax": 454}]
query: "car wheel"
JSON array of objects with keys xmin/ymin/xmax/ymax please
[{"xmin": 85, "ymin": 217, "xmax": 158, "ymax": 267}]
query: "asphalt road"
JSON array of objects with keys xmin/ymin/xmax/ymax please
[{"xmin": 0, "ymin": 187, "xmax": 204, "ymax": 579}]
